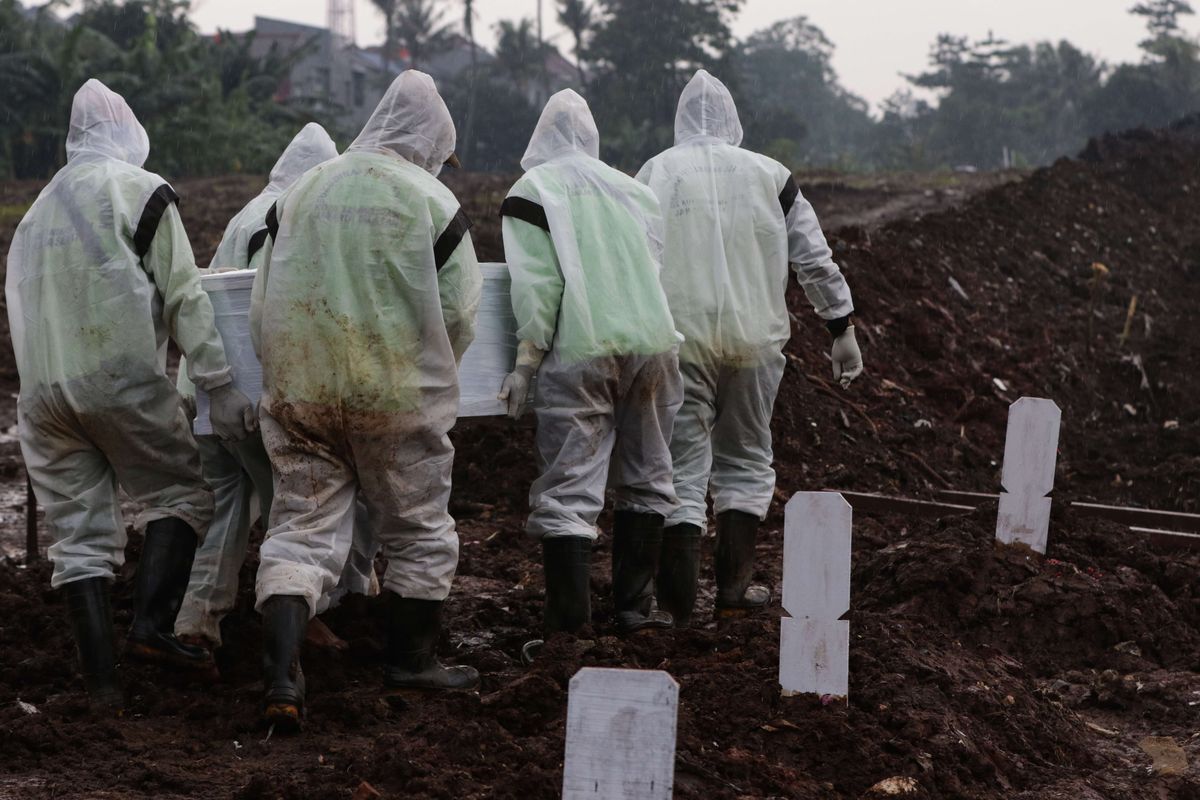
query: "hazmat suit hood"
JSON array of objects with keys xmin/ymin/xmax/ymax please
[
  {"xmin": 674, "ymin": 69, "xmax": 744, "ymax": 147},
  {"xmin": 520, "ymin": 89, "xmax": 600, "ymax": 171},
  {"xmin": 348, "ymin": 70, "xmax": 456, "ymax": 175},
  {"xmin": 266, "ymin": 123, "xmax": 339, "ymax": 194},
  {"xmin": 65, "ymin": 79, "xmax": 151, "ymax": 167}
]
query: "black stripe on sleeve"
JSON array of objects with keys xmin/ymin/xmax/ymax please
[
  {"xmin": 499, "ymin": 196, "xmax": 549, "ymax": 232},
  {"xmin": 265, "ymin": 202, "xmax": 280, "ymax": 240},
  {"xmin": 826, "ymin": 314, "xmax": 852, "ymax": 337},
  {"xmin": 433, "ymin": 208, "xmax": 473, "ymax": 271},
  {"xmin": 779, "ymin": 176, "xmax": 800, "ymax": 218},
  {"xmin": 246, "ymin": 227, "xmax": 270, "ymax": 262},
  {"xmin": 133, "ymin": 184, "xmax": 180, "ymax": 259}
]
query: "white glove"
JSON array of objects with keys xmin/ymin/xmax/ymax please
[
  {"xmin": 498, "ymin": 341, "xmax": 546, "ymax": 419},
  {"xmin": 208, "ymin": 383, "xmax": 257, "ymax": 442},
  {"xmin": 831, "ymin": 326, "xmax": 863, "ymax": 389}
]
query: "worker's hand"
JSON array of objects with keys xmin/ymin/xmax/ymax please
[
  {"xmin": 498, "ymin": 366, "xmax": 535, "ymax": 419},
  {"xmin": 831, "ymin": 326, "xmax": 863, "ymax": 389},
  {"xmin": 208, "ymin": 384, "xmax": 257, "ymax": 441}
]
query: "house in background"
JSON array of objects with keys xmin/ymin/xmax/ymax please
[{"xmin": 247, "ymin": 16, "xmax": 402, "ymax": 133}]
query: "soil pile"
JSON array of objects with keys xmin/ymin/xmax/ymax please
[
  {"xmin": 1, "ymin": 124, "xmax": 1199, "ymax": 797},
  {"xmin": 2, "ymin": 506, "xmax": 1198, "ymax": 798}
]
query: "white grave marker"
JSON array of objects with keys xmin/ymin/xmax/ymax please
[
  {"xmin": 995, "ymin": 397, "xmax": 1062, "ymax": 553},
  {"xmin": 780, "ymin": 492, "xmax": 852, "ymax": 699},
  {"xmin": 562, "ymin": 668, "xmax": 678, "ymax": 800}
]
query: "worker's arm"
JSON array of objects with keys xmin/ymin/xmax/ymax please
[
  {"xmin": 434, "ymin": 210, "xmax": 483, "ymax": 363},
  {"xmin": 139, "ymin": 189, "xmax": 233, "ymax": 391},
  {"xmin": 781, "ymin": 175, "xmax": 855, "ymax": 335},
  {"xmin": 500, "ymin": 197, "xmax": 564, "ymax": 352}
]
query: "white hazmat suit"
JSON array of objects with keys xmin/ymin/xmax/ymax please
[
  {"xmin": 175, "ymin": 124, "xmax": 376, "ymax": 646},
  {"xmin": 637, "ymin": 70, "xmax": 857, "ymax": 532},
  {"xmin": 501, "ymin": 90, "xmax": 684, "ymax": 543},
  {"xmin": 250, "ymin": 72, "xmax": 482, "ymax": 618},
  {"xmin": 7, "ymin": 79, "xmax": 237, "ymax": 588}
]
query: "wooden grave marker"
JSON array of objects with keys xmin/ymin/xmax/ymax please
[
  {"xmin": 780, "ymin": 492, "xmax": 852, "ymax": 699},
  {"xmin": 995, "ymin": 397, "xmax": 1061, "ymax": 553},
  {"xmin": 562, "ymin": 668, "xmax": 678, "ymax": 800}
]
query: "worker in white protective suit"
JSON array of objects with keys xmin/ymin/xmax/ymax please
[
  {"xmin": 498, "ymin": 90, "xmax": 684, "ymax": 659},
  {"xmin": 6, "ymin": 79, "xmax": 255, "ymax": 709},
  {"xmin": 250, "ymin": 70, "xmax": 482, "ymax": 731},
  {"xmin": 173, "ymin": 124, "xmax": 378, "ymax": 661},
  {"xmin": 636, "ymin": 70, "xmax": 862, "ymax": 625}
]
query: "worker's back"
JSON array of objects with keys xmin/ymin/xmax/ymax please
[
  {"xmin": 7, "ymin": 96, "xmax": 175, "ymax": 402},
  {"xmin": 258, "ymin": 149, "xmax": 462, "ymax": 414},
  {"xmin": 638, "ymin": 71, "xmax": 797, "ymax": 367},
  {"xmin": 510, "ymin": 153, "xmax": 679, "ymax": 362}
]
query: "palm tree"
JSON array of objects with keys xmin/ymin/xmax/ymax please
[
  {"xmin": 461, "ymin": 0, "xmax": 478, "ymax": 163},
  {"xmin": 557, "ymin": 0, "xmax": 592, "ymax": 86},
  {"xmin": 368, "ymin": 0, "xmax": 398, "ymax": 74},
  {"xmin": 394, "ymin": 0, "xmax": 450, "ymax": 70},
  {"xmin": 495, "ymin": 18, "xmax": 549, "ymax": 98}
]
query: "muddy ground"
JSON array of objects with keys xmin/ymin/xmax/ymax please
[{"xmin": 0, "ymin": 128, "xmax": 1197, "ymax": 798}]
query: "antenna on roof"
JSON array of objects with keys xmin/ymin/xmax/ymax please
[{"xmin": 327, "ymin": 0, "xmax": 356, "ymax": 45}]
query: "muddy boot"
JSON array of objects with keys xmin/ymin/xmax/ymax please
[
  {"xmin": 261, "ymin": 594, "xmax": 308, "ymax": 732},
  {"xmin": 65, "ymin": 577, "xmax": 123, "ymax": 711},
  {"xmin": 611, "ymin": 511, "xmax": 674, "ymax": 634},
  {"xmin": 126, "ymin": 518, "xmax": 213, "ymax": 669},
  {"xmin": 714, "ymin": 510, "xmax": 771, "ymax": 618},
  {"xmin": 521, "ymin": 536, "xmax": 592, "ymax": 664},
  {"xmin": 383, "ymin": 594, "xmax": 479, "ymax": 691},
  {"xmin": 657, "ymin": 523, "xmax": 701, "ymax": 628}
]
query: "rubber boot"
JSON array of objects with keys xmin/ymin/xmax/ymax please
[
  {"xmin": 714, "ymin": 510, "xmax": 771, "ymax": 618},
  {"xmin": 611, "ymin": 511, "xmax": 674, "ymax": 634},
  {"xmin": 64, "ymin": 578, "xmax": 124, "ymax": 711},
  {"xmin": 261, "ymin": 594, "xmax": 308, "ymax": 732},
  {"xmin": 521, "ymin": 536, "xmax": 592, "ymax": 664},
  {"xmin": 382, "ymin": 594, "xmax": 480, "ymax": 691},
  {"xmin": 657, "ymin": 523, "xmax": 701, "ymax": 628},
  {"xmin": 126, "ymin": 518, "xmax": 213, "ymax": 669}
]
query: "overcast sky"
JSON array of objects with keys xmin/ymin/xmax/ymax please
[{"xmin": 165, "ymin": 0, "xmax": 1200, "ymax": 108}]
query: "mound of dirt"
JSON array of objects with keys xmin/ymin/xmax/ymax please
[
  {"xmin": 2, "ymin": 121, "xmax": 1200, "ymax": 797},
  {"xmin": 2, "ymin": 505, "xmax": 1198, "ymax": 799}
]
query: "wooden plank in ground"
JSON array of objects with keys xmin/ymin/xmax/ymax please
[
  {"xmin": 1073, "ymin": 503, "xmax": 1200, "ymax": 534},
  {"xmin": 829, "ymin": 490, "xmax": 975, "ymax": 518},
  {"xmin": 780, "ymin": 493, "xmax": 851, "ymax": 699},
  {"xmin": 1129, "ymin": 528, "xmax": 1200, "ymax": 551},
  {"xmin": 934, "ymin": 490, "xmax": 998, "ymax": 506},
  {"xmin": 562, "ymin": 668, "xmax": 678, "ymax": 800},
  {"xmin": 996, "ymin": 398, "xmax": 1062, "ymax": 554}
]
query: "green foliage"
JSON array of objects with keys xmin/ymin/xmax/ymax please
[
  {"xmin": 0, "ymin": 0, "xmax": 334, "ymax": 179},
  {"xmin": 585, "ymin": 0, "xmax": 742, "ymax": 167}
]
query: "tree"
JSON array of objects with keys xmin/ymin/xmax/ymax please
[
  {"xmin": 369, "ymin": 0, "xmax": 398, "ymax": 74},
  {"xmin": 495, "ymin": 18, "xmax": 551, "ymax": 97},
  {"xmin": 394, "ymin": 0, "xmax": 449, "ymax": 69},
  {"xmin": 1131, "ymin": 0, "xmax": 1195, "ymax": 41},
  {"xmin": 736, "ymin": 16, "xmax": 875, "ymax": 168},
  {"xmin": 586, "ymin": 0, "xmax": 742, "ymax": 165},
  {"xmin": 557, "ymin": 0, "xmax": 592, "ymax": 86},
  {"xmin": 460, "ymin": 0, "xmax": 479, "ymax": 164}
]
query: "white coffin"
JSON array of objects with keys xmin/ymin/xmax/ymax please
[{"xmin": 193, "ymin": 262, "xmax": 517, "ymax": 434}]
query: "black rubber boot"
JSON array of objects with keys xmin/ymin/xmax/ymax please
[
  {"xmin": 383, "ymin": 594, "xmax": 480, "ymax": 691},
  {"xmin": 714, "ymin": 510, "xmax": 771, "ymax": 617},
  {"xmin": 657, "ymin": 523, "xmax": 701, "ymax": 627},
  {"xmin": 611, "ymin": 511, "xmax": 674, "ymax": 634},
  {"xmin": 126, "ymin": 518, "xmax": 213, "ymax": 669},
  {"xmin": 64, "ymin": 578, "xmax": 123, "ymax": 711},
  {"xmin": 261, "ymin": 594, "xmax": 308, "ymax": 732},
  {"xmin": 521, "ymin": 536, "xmax": 593, "ymax": 664}
]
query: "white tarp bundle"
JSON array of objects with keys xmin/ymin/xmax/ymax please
[{"xmin": 194, "ymin": 263, "xmax": 516, "ymax": 433}]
